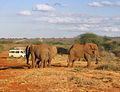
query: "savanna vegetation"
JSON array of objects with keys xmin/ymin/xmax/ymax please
[{"xmin": 0, "ymin": 33, "xmax": 120, "ymax": 92}]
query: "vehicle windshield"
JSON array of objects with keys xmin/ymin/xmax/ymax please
[{"xmin": 9, "ymin": 50, "xmax": 25, "ymax": 53}]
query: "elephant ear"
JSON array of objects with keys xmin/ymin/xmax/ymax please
[
  {"xmin": 26, "ymin": 45, "xmax": 31, "ymax": 55},
  {"xmin": 84, "ymin": 43, "xmax": 96, "ymax": 55}
]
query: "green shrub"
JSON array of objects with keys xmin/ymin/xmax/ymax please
[
  {"xmin": 76, "ymin": 33, "xmax": 103, "ymax": 46},
  {"xmin": 57, "ymin": 47, "xmax": 69, "ymax": 54},
  {"xmin": 102, "ymin": 41, "xmax": 119, "ymax": 51}
]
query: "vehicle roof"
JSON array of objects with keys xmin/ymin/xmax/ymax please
[{"xmin": 9, "ymin": 49, "xmax": 24, "ymax": 51}]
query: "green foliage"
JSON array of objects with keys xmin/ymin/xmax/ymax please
[
  {"xmin": 46, "ymin": 41, "xmax": 65, "ymax": 45},
  {"xmin": 103, "ymin": 37, "xmax": 112, "ymax": 42},
  {"xmin": 77, "ymin": 33, "xmax": 103, "ymax": 46},
  {"xmin": 57, "ymin": 47, "xmax": 69, "ymax": 54},
  {"xmin": 74, "ymin": 39, "xmax": 80, "ymax": 44},
  {"xmin": 102, "ymin": 41, "xmax": 119, "ymax": 51},
  {"xmin": 74, "ymin": 33, "xmax": 120, "ymax": 51},
  {"xmin": 32, "ymin": 41, "xmax": 42, "ymax": 45},
  {"xmin": 0, "ymin": 40, "xmax": 13, "ymax": 44}
]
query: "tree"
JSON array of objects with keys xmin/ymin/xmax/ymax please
[
  {"xmin": 76, "ymin": 33, "xmax": 103, "ymax": 46},
  {"xmin": 102, "ymin": 41, "xmax": 119, "ymax": 51}
]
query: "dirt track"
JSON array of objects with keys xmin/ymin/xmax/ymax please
[{"xmin": 0, "ymin": 53, "xmax": 120, "ymax": 92}]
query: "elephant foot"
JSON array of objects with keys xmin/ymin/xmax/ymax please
[
  {"xmin": 67, "ymin": 63, "xmax": 71, "ymax": 68},
  {"xmin": 67, "ymin": 64, "xmax": 71, "ymax": 68},
  {"xmin": 27, "ymin": 63, "xmax": 30, "ymax": 65},
  {"xmin": 28, "ymin": 66, "xmax": 31, "ymax": 69},
  {"xmin": 28, "ymin": 66, "xmax": 34, "ymax": 69}
]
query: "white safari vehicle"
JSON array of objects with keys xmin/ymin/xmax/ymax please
[{"xmin": 9, "ymin": 49, "xmax": 25, "ymax": 58}]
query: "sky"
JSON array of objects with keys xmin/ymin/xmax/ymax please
[{"xmin": 0, "ymin": 0, "xmax": 120, "ymax": 38}]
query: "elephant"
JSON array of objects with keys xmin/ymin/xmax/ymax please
[
  {"xmin": 25, "ymin": 44, "xmax": 57, "ymax": 68},
  {"xmin": 67, "ymin": 43, "xmax": 101, "ymax": 68}
]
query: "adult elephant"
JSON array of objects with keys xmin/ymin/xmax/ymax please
[
  {"xmin": 67, "ymin": 43, "xmax": 101, "ymax": 68},
  {"xmin": 25, "ymin": 44, "xmax": 57, "ymax": 68}
]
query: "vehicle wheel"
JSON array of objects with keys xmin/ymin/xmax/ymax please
[
  {"xmin": 11, "ymin": 55, "xmax": 14, "ymax": 57},
  {"xmin": 19, "ymin": 55, "xmax": 23, "ymax": 58}
]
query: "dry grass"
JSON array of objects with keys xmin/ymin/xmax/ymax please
[
  {"xmin": 0, "ymin": 54, "xmax": 120, "ymax": 92},
  {"xmin": 68, "ymin": 76, "xmax": 99, "ymax": 87},
  {"xmin": 95, "ymin": 63, "xmax": 120, "ymax": 71}
]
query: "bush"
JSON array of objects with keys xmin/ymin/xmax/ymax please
[
  {"xmin": 74, "ymin": 33, "xmax": 120, "ymax": 51},
  {"xmin": 100, "ymin": 51, "xmax": 116, "ymax": 62},
  {"xmin": 57, "ymin": 47, "xmax": 69, "ymax": 54},
  {"xmin": 75, "ymin": 33, "xmax": 103, "ymax": 46},
  {"xmin": 112, "ymin": 51, "xmax": 120, "ymax": 57},
  {"xmin": 102, "ymin": 41, "xmax": 119, "ymax": 51}
]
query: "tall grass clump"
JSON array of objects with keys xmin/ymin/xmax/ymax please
[
  {"xmin": 95, "ymin": 63, "xmax": 120, "ymax": 71},
  {"xmin": 68, "ymin": 76, "xmax": 99, "ymax": 87}
]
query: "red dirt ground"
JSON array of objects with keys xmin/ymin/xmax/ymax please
[{"xmin": 0, "ymin": 52, "xmax": 120, "ymax": 92}]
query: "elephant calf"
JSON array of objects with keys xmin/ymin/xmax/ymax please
[{"xmin": 68, "ymin": 43, "xmax": 101, "ymax": 68}]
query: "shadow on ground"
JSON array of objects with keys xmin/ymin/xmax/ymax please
[{"xmin": 0, "ymin": 65, "xmax": 29, "ymax": 70}]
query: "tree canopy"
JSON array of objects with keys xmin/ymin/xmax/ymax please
[
  {"xmin": 78, "ymin": 33, "xmax": 103, "ymax": 46},
  {"xmin": 74, "ymin": 33, "xmax": 120, "ymax": 51}
]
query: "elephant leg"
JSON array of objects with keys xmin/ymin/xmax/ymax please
[
  {"xmin": 31, "ymin": 53, "xmax": 36, "ymax": 68},
  {"xmin": 95, "ymin": 58, "xmax": 99, "ymax": 64},
  {"xmin": 35, "ymin": 60, "xmax": 40, "ymax": 68},
  {"xmin": 67, "ymin": 59, "xmax": 71, "ymax": 67},
  {"xmin": 38, "ymin": 60, "xmax": 41, "ymax": 68},
  {"xmin": 84, "ymin": 54, "xmax": 91, "ymax": 68},
  {"xmin": 43, "ymin": 60, "xmax": 47, "ymax": 68},
  {"xmin": 71, "ymin": 60, "xmax": 75, "ymax": 67},
  {"xmin": 47, "ymin": 60, "xmax": 50, "ymax": 67},
  {"xmin": 40, "ymin": 59, "xmax": 44, "ymax": 68},
  {"xmin": 67, "ymin": 55, "xmax": 74, "ymax": 67},
  {"xmin": 48, "ymin": 59, "xmax": 52, "ymax": 67},
  {"xmin": 94, "ymin": 51, "xmax": 100, "ymax": 64},
  {"xmin": 26, "ymin": 55, "xmax": 29, "ymax": 65},
  {"xmin": 95, "ymin": 55, "xmax": 101, "ymax": 64}
]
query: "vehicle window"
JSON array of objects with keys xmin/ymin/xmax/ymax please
[
  {"xmin": 21, "ymin": 51, "xmax": 23, "ymax": 53},
  {"xmin": 16, "ymin": 51, "xmax": 19, "ymax": 53},
  {"xmin": 10, "ymin": 51, "xmax": 15, "ymax": 53}
]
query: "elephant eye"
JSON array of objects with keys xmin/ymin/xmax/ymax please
[{"xmin": 92, "ymin": 51, "xmax": 95, "ymax": 54}]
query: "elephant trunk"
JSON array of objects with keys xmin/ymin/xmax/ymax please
[{"xmin": 94, "ymin": 50, "xmax": 101, "ymax": 64}]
